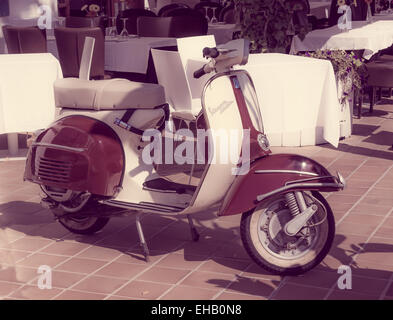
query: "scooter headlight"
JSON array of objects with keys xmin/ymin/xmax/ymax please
[{"xmin": 257, "ymin": 133, "xmax": 270, "ymax": 151}]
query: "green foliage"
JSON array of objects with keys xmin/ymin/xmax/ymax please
[{"xmin": 233, "ymin": 0, "xmax": 310, "ymax": 53}]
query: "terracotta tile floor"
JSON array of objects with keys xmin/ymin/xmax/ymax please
[{"xmin": 0, "ymin": 102, "xmax": 392, "ymax": 300}]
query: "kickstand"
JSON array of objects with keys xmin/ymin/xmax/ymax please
[
  {"xmin": 136, "ymin": 213, "xmax": 150, "ymax": 262},
  {"xmin": 187, "ymin": 215, "xmax": 199, "ymax": 242}
]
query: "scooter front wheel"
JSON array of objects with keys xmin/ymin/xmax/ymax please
[{"xmin": 240, "ymin": 191, "xmax": 335, "ymax": 276}]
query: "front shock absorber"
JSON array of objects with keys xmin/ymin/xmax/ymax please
[{"xmin": 285, "ymin": 192, "xmax": 300, "ymax": 216}]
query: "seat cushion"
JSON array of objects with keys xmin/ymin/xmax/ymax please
[{"xmin": 54, "ymin": 78, "xmax": 166, "ymax": 110}]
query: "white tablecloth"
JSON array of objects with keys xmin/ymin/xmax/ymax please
[
  {"xmin": 0, "ymin": 53, "xmax": 62, "ymax": 134},
  {"xmin": 47, "ymin": 36, "xmax": 177, "ymax": 74},
  {"xmin": 290, "ymin": 20, "xmax": 393, "ymax": 59},
  {"xmin": 309, "ymin": 2, "xmax": 330, "ymax": 19},
  {"xmin": 237, "ymin": 53, "xmax": 342, "ymax": 147}
]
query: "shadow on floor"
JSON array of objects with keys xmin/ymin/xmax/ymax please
[{"xmin": 1, "ymin": 199, "xmax": 392, "ymax": 298}]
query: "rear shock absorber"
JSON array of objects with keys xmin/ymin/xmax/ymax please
[{"xmin": 285, "ymin": 192, "xmax": 300, "ymax": 216}]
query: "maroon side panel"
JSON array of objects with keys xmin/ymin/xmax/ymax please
[
  {"xmin": 218, "ymin": 153, "xmax": 337, "ymax": 216},
  {"xmin": 24, "ymin": 115, "xmax": 124, "ymax": 197}
]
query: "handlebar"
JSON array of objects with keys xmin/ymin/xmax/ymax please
[
  {"xmin": 193, "ymin": 66, "xmax": 207, "ymax": 79},
  {"xmin": 193, "ymin": 46, "xmax": 219, "ymax": 79}
]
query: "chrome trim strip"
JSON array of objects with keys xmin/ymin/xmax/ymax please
[
  {"xmin": 256, "ymin": 181, "xmax": 344, "ymax": 203},
  {"xmin": 255, "ymin": 170, "xmax": 319, "ymax": 176},
  {"xmin": 32, "ymin": 142, "xmax": 85, "ymax": 153}
]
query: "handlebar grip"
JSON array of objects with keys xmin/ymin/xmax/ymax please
[{"xmin": 193, "ymin": 66, "xmax": 206, "ymax": 79}]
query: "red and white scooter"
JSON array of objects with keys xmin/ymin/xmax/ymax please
[{"xmin": 24, "ymin": 39, "xmax": 345, "ymax": 275}]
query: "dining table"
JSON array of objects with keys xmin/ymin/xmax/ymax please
[
  {"xmin": 237, "ymin": 53, "xmax": 342, "ymax": 148},
  {"xmin": 47, "ymin": 22, "xmax": 237, "ymax": 74},
  {"xmin": 290, "ymin": 20, "xmax": 393, "ymax": 59},
  {"xmin": 0, "ymin": 53, "xmax": 63, "ymax": 156}
]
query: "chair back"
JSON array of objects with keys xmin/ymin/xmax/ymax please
[
  {"xmin": 137, "ymin": 16, "xmax": 172, "ymax": 37},
  {"xmin": 54, "ymin": 27, "xmax": 104, "ymax": 79},
  {"xmin": 169, "ymin": 15, "xmax": 208, "ymax": 37},
  {"xmin": 116, "ymin": 9, "xmax": 156, "ymax": 35},
  {"xmin": 137, "ymin": 15, "xmax": 207, "ymax": 38},
  {"xmin": 158, "ymin": 3, "xmax": 190, "ymax": 16},
  {"xmin": 2, "ymin": 25, "xmax": 47, "ymax": 54},
  {"xmin": 79, "ymin": 36, "xmax": 95, "ymax": 80},
  {"xmin": 65, "ymin": 16, "xmax": 95, "ymax": 28},
  {"xmin": 219, "ymin": 4, "xmax": 235, "ymax": 23}
]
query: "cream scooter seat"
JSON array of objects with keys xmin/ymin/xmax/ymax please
[{"xmin": 54, "ymin": 78, "xmax": 167, "ymax": 131}]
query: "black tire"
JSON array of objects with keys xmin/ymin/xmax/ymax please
[
  {"xmin": 240, "ymin": 191, "xmax": 335, "ymax": 276},
  {"xmin": 54, "ymin": 199, "xmax": 110, "ymax": 235},
  {"xmin": 58, "ymin": 215, "xmax": 110, "ymax": 235}
]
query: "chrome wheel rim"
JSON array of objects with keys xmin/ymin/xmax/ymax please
[{"xmin": 257, "ymin": 197, "xmax": 320, "ymax": 260}]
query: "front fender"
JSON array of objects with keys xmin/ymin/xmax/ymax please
[{"xmin": 218, "ymin": 154, "xmax": 344, "ymax": 216}]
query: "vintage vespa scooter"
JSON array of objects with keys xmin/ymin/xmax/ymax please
[{"xmin": 24, "ymin": 39, "xmax": 345, "ymax": 275}]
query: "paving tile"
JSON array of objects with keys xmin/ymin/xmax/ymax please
[
  {"xmin": 53, "ymin": 289, "xmax": 106, "ymax": 300},
  {"xmin": 179, "ymin": 271, "xmax": 234, "ymax": 291},
  {"xmin": 332, "ymin": 275, "xmax": 389, "ymax": 296},
  {"xmin": 39, "ymin": 241, "xmax": 88, "ymax": 256},
  {"xmin": 226, "ymin": 275, "xmax": 276, "ymax": 298},
  {"xmin": 215, "ymin": 291, "xmax": 267, "ymax": 300},
  {"xmin": 327, "ymin": 289, "xmax": 380, "ymax": 300},
  {"xmin": 286, "ymin": 269, "xmax": 340, "ymax": 289},
  {"xmin": 0, "ymin": 237, "xmax": 53, "ymax": 251},
  {"xmin": 114, "ymin": 250, "xmax": 168, "ymax": 265},
  {"xmin": 0, "ymin": 265, "xmax": 38, "ymax": 283},
  {"xmin": 75, "ymin": 246, "xmax": 125, "ymax": 261},
  {"xmin": 115, "ymin": 280, "xmax": 172, "ymax": 299},
  {"xmin": 0, "ymin": 281, "xmax": 23, "ymax": 297},
  {"xmin": 16, "ymin": 253, "xmax": 69, "ymax": 268},
  {"xmin": 241, "ymin": 263, "xmax": 284, "ymax": 281},
  {"xmin": 198, "ymin": 258, "xmax": 251, "ymax": 275},
  {"xmin": 160, "ymin": 285, "xmax": 219, "ymax": 300},
  {"xmin": 374, "ymin": 226, "xmax": 393, "ymax": 239},
  {"xmin": 137, "ymin": 266, "xmax": 190, "ymax": 284},
  {"xmin": 0, "ymin": 249, "xmax": 32, "ymax": 264},
  {"xmin": 72, "ymin": 275, "xmax": 129, "ymax": 294},
  {"xmin": 273, "ymin": 283, "xmax": 329, "ymax": 300},
  {"xmin": 95, "ymin": 261, "xmax": 146, "ymax": 279},
  {"xmin": 10, "ymin": 285, "xmax": 63, "ymax": 300},
  {"xmin": 340, "ymin": 214, "xmax": 384, "ymax": 227},
  {"xmin": 55, "ymin": 257, "xmax": 107, "ymax": 274},
  {"xmin": 350, "ymin": 203, "xmax": 392, "ymax": 216},
  {"xmin": 336, "ymin": 223, "xmax": 377, "ymax": 236},
  {"xmin": 157, "ymin": 253, "xmax": 206, "ymax": 270},
  {"xmin": 349, "ymin": 260, "xmax": 393, "ymax": 280},
  {"xmin": 50, "ymin": 271, "xmax": 86, "ymax": 289}
]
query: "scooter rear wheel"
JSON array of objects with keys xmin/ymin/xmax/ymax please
[
  {"xmin": 240, "ymin": 191, "xmax": 335, "ymax": 276},
  {"xmin": 54, "ymin": 199, "xmax": 110, "ymax": 235},
  {"xmin": 58, "ymin": 215, "xmax": 110, "ymax": 235}
]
